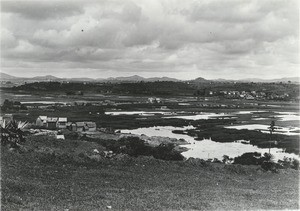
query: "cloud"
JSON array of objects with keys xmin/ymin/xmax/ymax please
[
  {"xmin": 1, "ymin": 0, "xmax": 84, "ymax": 19},
  {"xmin": 1, "ymin": 0, "xmax": 299, "ymax": 79}
]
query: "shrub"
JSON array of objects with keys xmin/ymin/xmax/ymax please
[
  {"xmin": 261, "ymin": 161, "xmax": 279, "ymax": 173},
  {"xmin": 0, "ymin": 120, "xmax": 28, "ymax": 148},
  {"xmin": 153, "ymin": 143, "xmax": 184, "ymax": 161},
  {"xmin": 116, "ymin": 137, "xmax": 153, "ymax": 157},
  {"xmin": 233, "ymin": 152, "xmax": 264, "ymax": 165},
  {"xmin": 292, "ymin": 158, "xmax": 299, "ymax": 170},
  {"xmin": 63, "ymin": 131, "xmax": 79, "ymax": 140}
]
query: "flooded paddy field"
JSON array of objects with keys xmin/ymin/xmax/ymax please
[{"xmin": 2, "ymin": 89, "xmax": 299, "ymax": 161}]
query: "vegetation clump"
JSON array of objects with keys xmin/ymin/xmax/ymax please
[{"xmin": 0, "ymin": 120, "xmax": 28, "ymax": 149}]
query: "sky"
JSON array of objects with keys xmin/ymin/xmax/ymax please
[{"xmin": 1, "ymin": 0, "xmax": 299, "ymax": 80}]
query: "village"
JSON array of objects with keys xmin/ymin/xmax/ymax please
[{"xmin": 1, "ymin": 113, "xmax": 98, "ymax": 140}]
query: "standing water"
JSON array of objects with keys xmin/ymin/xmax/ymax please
[{"xmin": 122, "ymin": 126, "xmax": 299, "ymax": 161}]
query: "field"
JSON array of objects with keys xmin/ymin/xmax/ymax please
[
  {"xmin": 1, "ymin": 81, "xmax": 300, "ymax": 210},
  {"xmin": 1, "ymin": 138, "xmax": 299, "ymax": 210}
]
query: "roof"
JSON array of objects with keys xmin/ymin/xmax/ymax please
[
  {"xmin": 38, "ymin": 116, "xmax": 47, "ymax": 121},
  {"xmin": 58, "ymin": 117, "xmax": 67, "ymax": 122},
  {"xmin": 56, "ymin": 135, "xmax": 65, "ymax": 139},
  {"xmin": 4, "ymin": 114, "xmax": 13, "ymax": 117},
  {"xmin": 76, "ymin": 122, "xmax": 85, "ymax": 127},
  {"xmin": 47, "ymin": 117, "xmax": 58, "ymax": 122},
  {"xmin": 86, "ymin": 122, "xmax": 96, "ymax": 128}
]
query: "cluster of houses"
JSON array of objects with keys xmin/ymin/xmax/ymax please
[
  {"xmin": 205, "ymin": 90, "xmax": 292, "ymax": 100},
  {"xmin": 36, "ymin": 116, "xmax": 97, "ymax": 132}
]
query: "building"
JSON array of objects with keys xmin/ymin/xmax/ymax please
[
  {"xmin": 75, "ymin": 121, "xmax": 97, "ymax": 132},
  {"xmin": 85, "ymin": 122, "xmax": 97, "ymax": 131},
  {"xmin": 57, "ymin": 117, "xmax": 67, "ymax": 129},
  {"xmin": 36, "ymin": 116, "xmax": 47, "ymax": 127},
  {"xmin": 46, "ymin": 117, "xmax": 58, "ymax": 129},
  {"xmin": 75, "ymin": 122, "xmax": 86, "ymax": 132}
]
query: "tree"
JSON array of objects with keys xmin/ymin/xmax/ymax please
[
  {"xmin": 268, "ymin": 121, "xmax": 276, "ymax": 153},
  {"xmin": 0, "ymin": 120, "xmax": 28, "ymax": 148}
]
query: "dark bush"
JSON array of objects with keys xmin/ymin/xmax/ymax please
[
  {"xmin": 116, "ymin": 137, "xmax": 153, "ymax": 157},
  {"xmin": 234, "ymin": 152, "xmax": 264, "ymax": 165},
  {"xmin": 261, "ymin": 161, "xmax": 278, "ymax": 173},
  {"xmin": 292, "ymin": 159, "xmax": 299, "ymax": 170},
  {"xmin": 91, "ymin": 136, "xmax": 184, "ymax": 161},
  {"xmin": 153, "ymin": 143, "xmax": 184, "ymax": 161},
  {"xmin": 63, "ymin": 131, "xmax": 80, "ymax": 140}
]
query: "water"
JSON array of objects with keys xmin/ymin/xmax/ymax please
[
  {"xmin": 121, "ymin": 126, "xmax": 299, "ymax": 161},
  {"xmin": 225, "ymin": 124, "xmax": 300, "ymax": 136},
  {"xmin": 20, "ymin": 101, "xmax": 67, "ymax": 105},
  {"xmin": 163, "ymin": 112, "xmax": 233, "ymax": 120},
  {"xmin": 275, "ymin": 112, "xmax": 300, "ymax": 121},
  {"xmin": 105, "ymin": 111, "xmax": 171, "ymax": 116}
]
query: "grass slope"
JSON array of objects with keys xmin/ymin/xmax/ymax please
[{"xmin": 1, "ymin": 138, "xmax": 299, "ymax": 210}]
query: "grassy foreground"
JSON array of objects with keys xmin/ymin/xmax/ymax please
[{"xmin": 1, "ymin": 138, "xmax": 299, "ymax": 210}]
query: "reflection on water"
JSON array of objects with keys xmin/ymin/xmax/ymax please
[{"xmin": 122, "ymin": 126, "xmax": 299, "ymax": 161}]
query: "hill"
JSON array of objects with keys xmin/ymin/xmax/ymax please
[
  {"xmin": 1, "ymin": 135, "xmax": 299, "ymax": 210},
  {"xmin": 0, "ymin": 72, "xmax": 18, "ymax": 80},
  {"xmin": 0, "ymin": 72, "xmax": 299, "ymax": 84}
]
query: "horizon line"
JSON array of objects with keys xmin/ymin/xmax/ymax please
[{"xmin": 0, "ymin": 71, "xmax": 299, "ymax": 81}]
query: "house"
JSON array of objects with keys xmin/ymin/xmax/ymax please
[
  {"xmin": 56, "ymin": 134, "xmax": 65, "ymax": 140},
  {"xmin": 246, "ymin": 95, "xmax": 255, "ymax": 100},
  {"xmin": 74, "ymin": 121, "xmax": 97, "ymax": 132},
  {"xmin": 47, "ymin": 117, "xmax": 58, "ymax": 129},
  {"xmin": 57, "ymin": 117, "xmax": 67, "ymax": 129},
  {"xmin": 66, "ymin": 122, "xmax": 77, "ymax": 131},
  {"xmin": 36, "ymin": 116, "xmax": 47, "ymax": 127},
  {"xmin": 85, "ymin": 122, "xmax": 97, "ymax": 131},
  {"xmin": 75, "ymin": 122, "xmax": 86, "ymax": 132}
]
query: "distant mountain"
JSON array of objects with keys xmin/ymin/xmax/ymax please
[
  {"xmin": 0, "ymin": 72, "xmax": 299, "ymax": 84},
  {"xmin": 69, "ymin": 77, "xmax": 96, "ymax": 81},
  {"xmin": 31, "ymin": 75, "xmax": 61, "ymax": 80},
  {"xmin": 0, "ymin": 72, "xmax": 18, "ymax": 80},
  {"xmin": 194, "ymin": 77, "xmax": 209, "ymax": 82},
  {"xmin": 189, "ymin": 77, "xmax": 211, "ymax": 84},
  {"xmin": 111, "ymin": 75, "xmax": 145, "ymax": 82},
  {"xmin": 240, "ymin": 77, "xmax": 299, "ymax": 83},
  {"xmin": 147, "ymin": 77, "xmax": 179, "ymax": 82},
  {"xmin": 104, "ymin": 75, "xmax": 179, "ymax": 82}
]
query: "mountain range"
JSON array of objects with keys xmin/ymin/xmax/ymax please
[{"xmin": 0, "ymin": 72, "xmax": 299, "ymax": 84}]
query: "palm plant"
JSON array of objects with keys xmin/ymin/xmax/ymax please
[{"xmin": 0, "ymin": 120, "xmax": 28, "ymax": 148}]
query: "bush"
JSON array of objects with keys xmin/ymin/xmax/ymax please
[
  {"xmin": 153, "ymin": 143, "xmax": 184, "ymax": 161},
  {"xmin": 234, "ymin": 152, "xmax": 264, "ymax": 165},
  {"xmin": 116, "ymin": 137, "xmax": 153, "ymax": 157},
  {"xmin": 97, "ymin": 137, "xmax": 184, "ymax": 161},
  {"xmin": 63, "ymin": 131, "xmax": 79, "ymax": 140},
  {"xmin": 292, "ymin": 158, "xmax": 299, "ymax": 170},
  {"xmin": 261, "ymin": 161, "xmax": 278, "ymax": 173}
]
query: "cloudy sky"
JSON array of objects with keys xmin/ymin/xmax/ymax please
[{"xmin": 1, "ymin": 0, "xmax": 299, "ymax": 80}]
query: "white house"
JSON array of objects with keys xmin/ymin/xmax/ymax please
[
  {"xmin": 36, "ymin": 116, "xmax": 47, "ymax": 127},
  {"xmin": 57, "ymin": 117, "xmax": 68, "ymax": 129}
]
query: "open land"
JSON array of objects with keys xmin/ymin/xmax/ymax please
[{"xmin": 1, "ymin": 80, "xmax": 300, "ymax": 210}]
